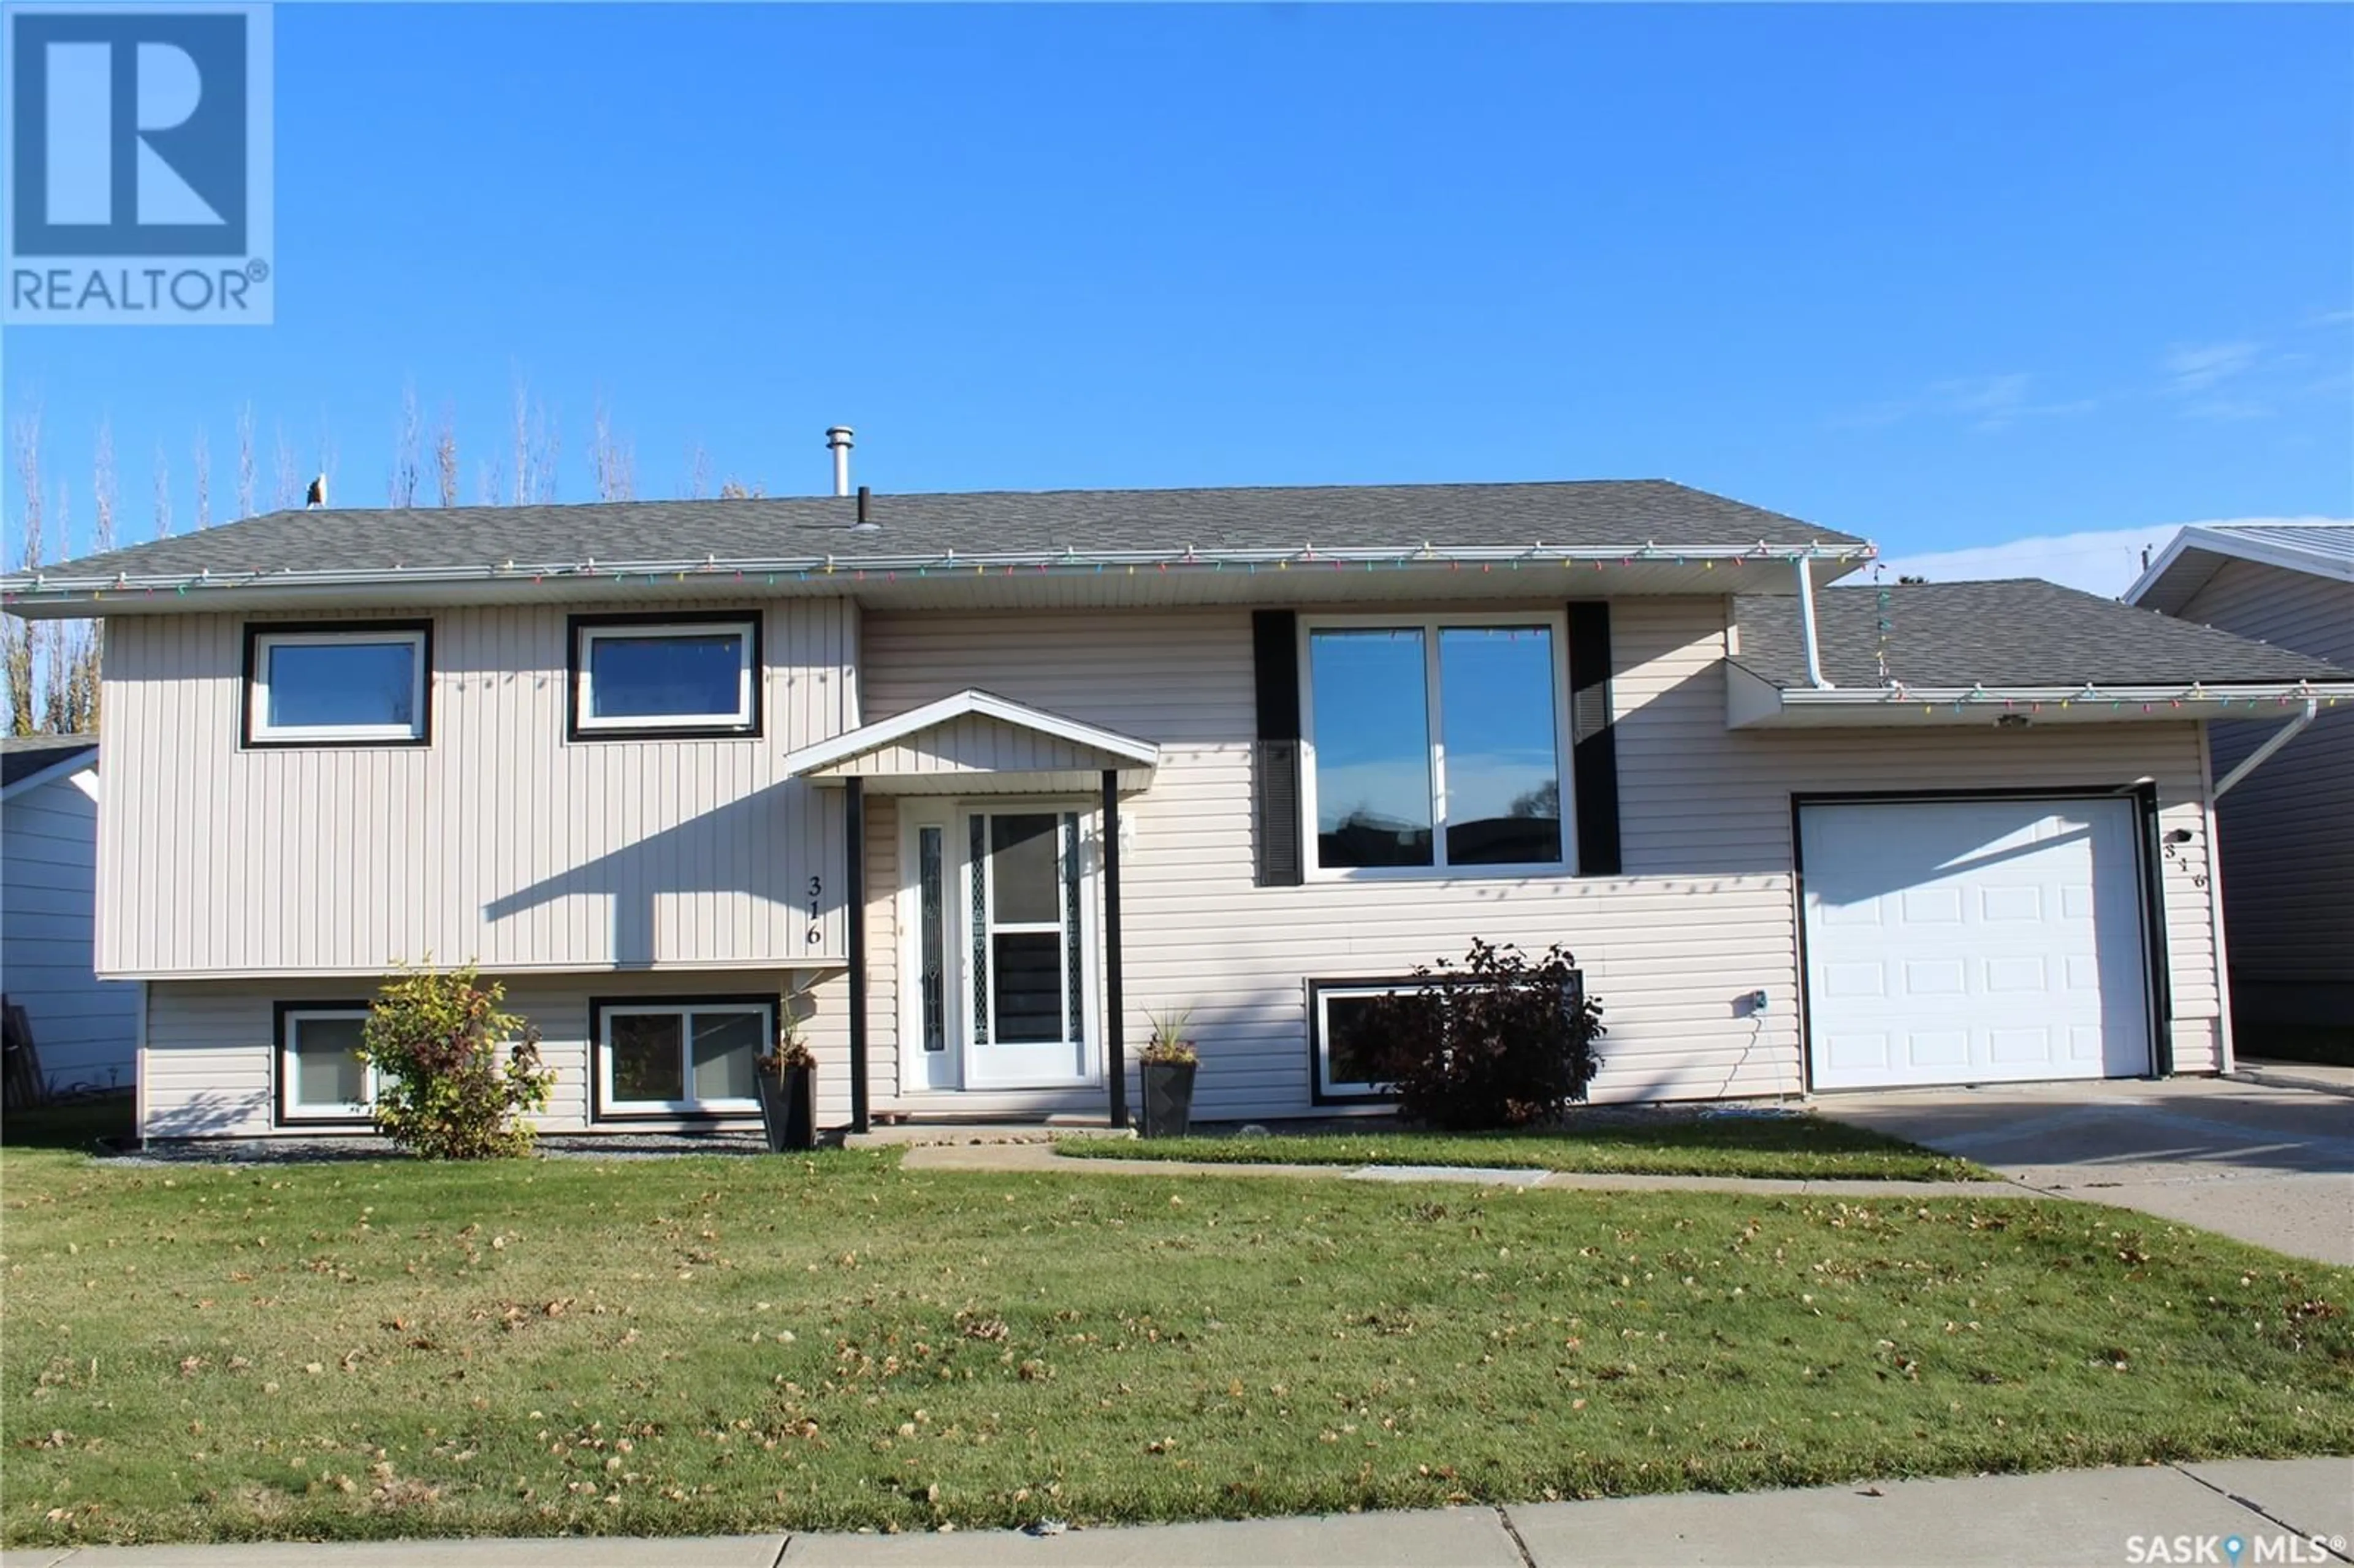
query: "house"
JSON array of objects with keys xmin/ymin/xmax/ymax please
[
  {"xmin": 4, "ymin": 476, "xmax": 2348, "ymax": 1143},
  {"xmin": 2, "ymin": 734, "xmax": 139, "ymax": 1095},
  {"xmin": 2127, "ymin": 521, "xmax": 2354, "ymax": 1057}
]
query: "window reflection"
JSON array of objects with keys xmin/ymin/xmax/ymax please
[{"xmin": 1308, "ymin": 628, "xmax": 1433, "ymax": 867}]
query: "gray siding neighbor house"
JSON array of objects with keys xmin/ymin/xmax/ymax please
[
  {"xmin": 2128, "ymin": 521, "xmax": 2354, "ymax": 1057},
  {"xmin": 7, "ymin": 478, "xmax": 2350, "ymax": 1143},
  {"xmin": 2, "ymin": 736, "xmax": 139, "ymax": 1094}
]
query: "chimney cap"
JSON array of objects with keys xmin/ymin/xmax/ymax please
[{"xmin": 825, "ymin": 426, "xmax": 855, "ymax": 445}]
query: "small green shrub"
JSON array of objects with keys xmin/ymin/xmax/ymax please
[
  {"xmin": 359, "ymin": 965, "xmax": 554, "ymax": 1159},
  {"xmin": 1362, "ymin": 938, "xmax": 1605, "ymax": 1130}
]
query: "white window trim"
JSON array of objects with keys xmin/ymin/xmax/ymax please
[
  {"xmin": 249, "ymin": 629, "xmax": 428, "ymax": 743},
  {"xmin": 597, "ymin": 1000, "xmax": 772, "ymax": 1116},
  {"xmin": 575, "ymin": 620, "xmax": 757, "ymax": 733},
  {"xmin": 280, "ymin": 1007, "xmax": 377, "ymax": 1122},
  {"xmin": 1297, "ymin": 611, "xmax": 1575, "ymax": 880},
  {"xmin": 1312, "ymin": 983, "xmax": 1414, "ymax": 1101}
]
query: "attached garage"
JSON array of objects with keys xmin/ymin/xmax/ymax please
[{"xmin": 1799, "ymin": 797, "xmax": 2155, "ymax": 1091}]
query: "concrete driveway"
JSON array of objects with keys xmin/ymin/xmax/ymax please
[{"xmin": 1818, "ymin": 1076, "xmax": 2354, "ymax": 1266}]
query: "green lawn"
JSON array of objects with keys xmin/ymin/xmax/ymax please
[
  {"xmin": 6, "ymin": 1145, "xmax": 2350, "ymax": 1548},
  {"xmin": 1059, "ymin": 1116, "xmax": 1990, "ymax": 1182}
]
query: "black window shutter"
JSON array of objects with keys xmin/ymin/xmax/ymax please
[
  {"xmin": 1252, "ymin": 610, "xmax": 1305, "ymax": 886},
  {"xmin": 1566, "ymin": 602, "xmax": 1621, "ymax": 876}
]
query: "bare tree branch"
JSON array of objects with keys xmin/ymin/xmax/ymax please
[
  {"xmin": 686, "ymin": 442, "xmax": 712, "ymax": 501},
  {"xmin": 389, "ymin": 381, "xmax": 421, "ymax": 508},
  {"xmin": 433, "ymin": 403, "xmax": 460, "ymax": 507},
  {"xmin": 4, "ymin": 402, "xmax": 44, "ymax": 734},
  {"xmin": 235, "ymin": 402, "xmax": 256, "ymax": 520},
  {"xmin": 93, "ymin": 418, "xmax": 117, "ymax": 555},
  {"xmin": 154, "ymin": 443, "xmax": 173, "ymax": 538},
  {"xmin": 193, "ymin": 428, "xmax": 212, "ymax": 530},
  {"xmin": 273, "ymin": 424, "xmax": 299, "ymax": 510},
  {"xmin": 590, "ymin": 394, "xmax": 635, "ymax": 502}
]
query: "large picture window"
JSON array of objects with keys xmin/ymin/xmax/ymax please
[
  {"xmin": 276, "ymin": 1004, "xmax": 375, "ymax": 1124},
  {"xmin": 244, "ymin": 623, "xmax": 430, "ymax": 746},
  {"xmin": 1301, "ymin": 616, "xmax": 1567, "ymax": 874},
  {"xmin": 593, "ymin": 997, "xmax": 774, "ymax": 1117},
  {"xmin": 569, "ymin": 614, "xmax": 760, "ymax": 739}
]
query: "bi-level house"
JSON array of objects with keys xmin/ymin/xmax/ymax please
[{"xmin": 7, "ymin": 470, "xmax": 2348, "ymax": 1143}]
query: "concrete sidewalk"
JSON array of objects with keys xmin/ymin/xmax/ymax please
[{"xmin": 10, "ymin": 1458, "xmax": 2348, "ymax": 1567}]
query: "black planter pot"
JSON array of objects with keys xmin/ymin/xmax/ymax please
[
  {"xmin": 1140, "ymin": 1059, "xmax": 1197, "ymax": 1140},
  {"xmin": 755, "ymin": 1064, "xmax": 817, "ymax": 1152}
]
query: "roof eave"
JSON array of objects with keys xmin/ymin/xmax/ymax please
[
  {"xmin": 1729, "ymin": 675, "xmax": 2354, "ymax": 729},
  {"xmin": 1, "ymin": 539, "xmax": 1880, "ymax": 618},
  {"xmin": 2126, "ymin": 527, "xmax": 2354, "ymax": 614}
]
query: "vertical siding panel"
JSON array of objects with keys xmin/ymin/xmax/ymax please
[{"xmin": 98, "ymin": 595, "xmax": 858, "ymax": 980}]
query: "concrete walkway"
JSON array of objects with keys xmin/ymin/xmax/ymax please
[
  {"xmin": 900, "ymin": 1138, "xmax": 2005, "ymax": 1198},
  {"xmin": 1818, "ymin": 1076, "xmax": 2354, "ymax": 1266},
  {"xmin": 9, "ymin": 1458, "xmax": 2347, "ymax": 1567},
  {"xmin": 2233, "ymin": 1057, "xmax": 2354, "ymax": 1099}
]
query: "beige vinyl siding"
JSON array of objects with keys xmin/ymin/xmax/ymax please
[
  {"xmin": 2175, "ymin": 559, "xmax": 2354, "ymax": 1016},
  {"xmin": 830, "ymin": 715, "xmax": 1126, "ymax": 778},
  {"xmin": 142, "ymin": 969, "xmax": 858, "ymax": 1138},
  {"xmin": 98, "ymin": 599, "xmax": 859, "ymax": 978},
  {"xmin": 856, "ymin": 599, "xmax": 2223, "ymax": 1116}
]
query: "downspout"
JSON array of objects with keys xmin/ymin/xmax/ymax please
[
  {"xmin": 2212, "ymin": 698, "xmax": 2317, "ymax": 799},
  {"xmin": 1794, "ymin": 552, "xmax": 1834, "ymax": 689}
]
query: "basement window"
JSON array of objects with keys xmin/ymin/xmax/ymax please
[
  {"xmin": 595, "ymin": 999, "xmax": 774, "ymax": 1117},
  {"xmin": 276, "ymin": 1005, "xmax": 376, "ymax": 1125}
]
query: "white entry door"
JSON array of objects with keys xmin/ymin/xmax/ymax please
[
  {"xmin": 900, "ymin": 802, "xmax": 1096, "ymax": 1092},
  {"xmin": 1800, "ymin": 798, "xmax": 2153, "ymax": 1091}
]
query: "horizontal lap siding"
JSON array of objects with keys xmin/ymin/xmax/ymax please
[
  {"xmin": 2, "ymin": 771, "xmax": 139, "ymax": 1092},
  {"xmin": 836, "ymin": 717, "xmax": 1111, "ymax": 778},
  {"xmin": 859, "ymin": 600, "xmax": 2224, "ymax": 1116},
  {"xmin": 143, "ymin": 969, "xmax": 857, "ymax": 1138},
  {"xmin": 99, "ymin": 601, "xmax": 858, "ymax": 978},
  {"xmin": 2176, "ymin": 561, "xmax": 2354, "ymax": 997}
]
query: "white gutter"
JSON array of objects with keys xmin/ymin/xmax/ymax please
[
  {"xmin": 1794, "ymin": 553, "xmax": 1832, "ymax": 688},
  {"xmin": 0, "ymin": 538, "xmax": 1880, "ymax": 606},
  {"xmin": 2212, "ymin": 697, "xmax": 2319, "ymax": 798},
  {"xmin": 1770, "ymin": 682, "xmax": 2344, "ymax": 710}
]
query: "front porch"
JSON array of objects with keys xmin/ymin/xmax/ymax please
[{"xmin": 779, "ymin": 688, "xmax": 1164, "ymax": 1135}]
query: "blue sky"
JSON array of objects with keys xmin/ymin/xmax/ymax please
[{"xmin": 5, "ymin": 3, "xmax": 2349, "ymax": 581}]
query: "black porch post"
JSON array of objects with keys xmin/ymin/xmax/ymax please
[
  {"xmin": 845, "ymin": 776, "xmax": 870, "ymax": 1135},
  {"xmin": 1101, "ymin": 769, "xmax": 1129, "ymax": 1130}
]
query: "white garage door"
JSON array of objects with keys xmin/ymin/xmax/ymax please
[{"xmin": 1800, "ymin": 798, "xmax": 2153, "ymax": 1091}]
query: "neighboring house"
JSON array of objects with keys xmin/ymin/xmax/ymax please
[
  {"xmin": 2127, "ymin": 521, "xmax": 2354, "ymax": 1056},
  {"xmin": 2, "ymin": 735, "xmax": 139, "ymax": 1094},
  {"xmin": 4, "ymin": 478, "xmax": 2348, "ymax": 1143}
]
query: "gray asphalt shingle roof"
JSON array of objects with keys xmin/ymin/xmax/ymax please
[
  {"xmin": 1, "ymin": 734, "xmax": 97, "ymax": 788},
  {"xmin": 25, "ymin": 480, "xmax": 1860, "ymax": 582},
  {"xmin": 1734, "ymin": 580, "xmax": 2351, "ymax": 689}
]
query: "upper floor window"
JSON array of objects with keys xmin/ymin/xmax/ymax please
[
  {"xmin": 244, "ymin": 623, "xmax": 430, "ymax": 747},
  {"xmin": 569, "ymin": 613, "xmax": 761, "ymax": 739},
  {"xmin": 1300, "ymin": 615, "xmax": 1569, "ymax": 875}
]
